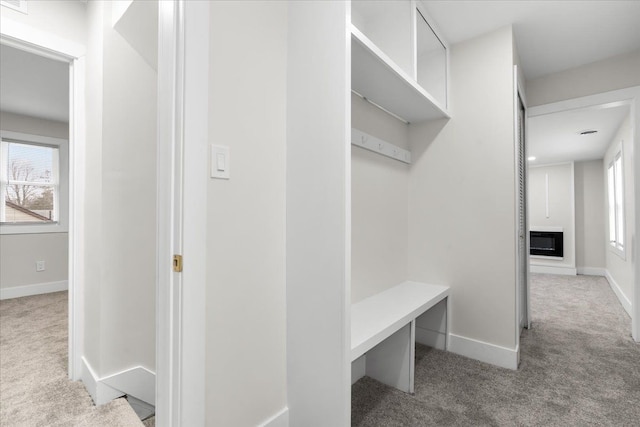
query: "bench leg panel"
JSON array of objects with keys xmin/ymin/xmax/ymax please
[{"xmin": 365, "ymin": 322, "xmax": 414, "ymax": 393}]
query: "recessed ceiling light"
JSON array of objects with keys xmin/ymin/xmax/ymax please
[
  {"xmin": 579, "ymin": 129, "xmax": 598, "ymax": 135},
  {"xmin": 528, "ymin": 156, "xmax": 536, "ymax": 161}
]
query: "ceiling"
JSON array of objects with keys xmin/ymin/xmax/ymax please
[
  {"xmin": 424, "ymin": 0, "xmax": 640, "ymax": 80},
  {"xmin": 423, "ymin": 1, "xmax": 638, "ymax": 165},
  {"xmin": 0, "ymin": 44, "xmax": 69, "ymax": 122},
  {"xmin": 528, "ymin": 104, "xmax": 629, "ymax": 165}
]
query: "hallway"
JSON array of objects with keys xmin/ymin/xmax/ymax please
[{"xmin": 352, "ymin": 274, "xmax": 640, "ymax": 426}]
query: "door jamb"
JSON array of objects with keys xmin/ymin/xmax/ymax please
[
  {"xmin": 156, "ymin": 1, "xmax": 208, "ymax": 425},
  {"xmin": 0, "ymin": 17, "xmax": 86, "ymax": 381}
]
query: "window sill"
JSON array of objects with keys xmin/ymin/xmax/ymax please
[
  {"xmin": 609, "ymin": 243, "xmax": 626, "ymax": 261},
  {"xmin": 0, "ymin": 223, "xmax": 68, "ymax": 235}
]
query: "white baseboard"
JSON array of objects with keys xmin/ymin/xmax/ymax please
[
  {"xmin": 530, "ymin": 265, "xmax": 577, "ymax": 275},
  {"xmin": 604, "ymin": 270, "xmax": 632, "ymax": 317},
  {"xmin": 576, "ymin": 267, "xmax": 606, "ymax": 276},
  {"xmin": 0, "ymin": 280, "xmax": 68, "ymax": 300},
  {"xmin": 101, "ymin": 365, "xmax": 156, "ymax": 405},
  {"xmin": 81, "ymin": 357, "xmax": 156, "ymax": 406},
  {"xmin": 448, "ymin": 333, "xmax": 518, "ymax": 370},
  {"xmin": 258, "ymin": 407, "xmax": 289, "ymax": 427},
  {"xmin": 81, "ymin": 357, "xmax": 124, "ymax": 405}
]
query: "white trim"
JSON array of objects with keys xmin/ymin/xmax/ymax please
[
  {"xmin": 157, "ymin": 1, "xmax": 208, "ymax": 425},
  {"xmin": 530, "ymin": 225, "xmax": 563, "ymax": 232},
  {"xmin": 529, "ymin": 265, "xmax": 577, "ymax": 275},
  {"xmin": 180, "ymin": 1, "xmax": 208, "ymax": 424},
  {"xmin": 1, "ymin": 18, "xmax": 86, "ymax": 383},
  {"xmin": 80, "ymin": 357, "xmax": 125, "ymax": 406},
  {"xmin": 68, "ymin": 55, "xmax": 86, "ymax": 381},
  {"xmin": 576, "ymin": 267, "xmax": 606, "ymax": 276},
  {"xmin": 0, "ymin": 280, "xmax": 68, "ymax": 300},
  {"xmin": 0, "ymin": 17, "xmax": 85, "ymax": 60},
  {"xmin": 156, "ymin": 1, "xmax": 181, "ymax": 425},
  {"xmin": 258, "ymin": 407, "xmax": 289, "ymax": 427},
  {"xmin": 604, "ymin": 270, "xmax": 632, "ymax": 317},
  {"xmin": 1, "ymin": 0, "xmax": 28, "ymax": 14},
  {"xmin": 101, "ymin": 365, "xmax": 156, "ymax": 406},
  {"xmin": 530, "ymin": 255, "xmax": 564, "ymax": 261},
  {"xmin": 447, "ymin": 333, "xmax": 519, "ymax": 370},
  {"xmin": 80, "ymin": 357, "xmax": 156, "ymax": 407}
]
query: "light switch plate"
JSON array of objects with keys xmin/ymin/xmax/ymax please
[{"xmin": 211, "ymin": 145, "xmax": 230, "ymax": 179}]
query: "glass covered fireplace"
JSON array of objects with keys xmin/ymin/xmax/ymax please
[{"xmin": 530, "ymin": 230, "xmax": 563, "ymax": 258}]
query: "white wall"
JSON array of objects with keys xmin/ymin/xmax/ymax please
[
  {"xmin": 528, "ymin": 163, "xmax": 575, "ymax": 271},
  {"xmin": 206, "ymin": 2, "xmax": 287, "ymax": 426},
  {"xmin": 0, "ymin": 112, "xmax": 69, "ymax": 293},
  {"xmin": 574, "ymin": 160, "xmax": 605, "ymax": 272},
  {"xmin": 0, "ymin": 112, "xmax": 68, "ymax": 139},
  {"xmin": 0, "ymin": 0, "xmax": 87, "ymax": 48},
  {"xmin": 526, "ymin": 50, "xmax": 640, "ymax": 107},
  {"xmin": 351, "ymin": 93, "xmax": 409, "ymax": 303},
  {"xmin": 83, "ymin": 0, "xmax": 156, "ymax": 377},
  {"xmin": 604, "ymin": 113, "xmax": 634, "ymax": 309},
  {"xmin": 408, "ymin": 26, "xmax": 518, "ymax": 360},
  {"xmin": 0, "ymin": 233, "xmax": 67, "ymax": 288}
]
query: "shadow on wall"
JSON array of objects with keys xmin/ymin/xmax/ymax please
[{"xmin": 409, "ymin": 118, "xmax": 449, "ymax": 160}]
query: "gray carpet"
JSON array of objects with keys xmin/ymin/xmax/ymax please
[
  {"xmin": 352, "ymin": 274, "xmax": 640, "ymax": 426},
  {"xmin": 0, "ymin": 291, "xmax": 144, "ymax": 426}
]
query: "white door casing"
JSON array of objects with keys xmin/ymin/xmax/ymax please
[
  {"xmin": 156, "ymin": 1, "xmax": 208, "ymax": 425},
  {"xmin": 0, "ymin": 16, "xmax": 86, "ymax": 381}
]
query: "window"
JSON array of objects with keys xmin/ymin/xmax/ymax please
[
  {"xmin": 607, "ymin": 149, "xmax": 624, "ymax": 255},
  {"xmin": 0, "ymin": 131, "xmax": 68, "ymax": 234}
]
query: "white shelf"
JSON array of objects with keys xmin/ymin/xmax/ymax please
[{"xmin": 351, "ymin": 25, "xmax": 449, "ymax": 124}]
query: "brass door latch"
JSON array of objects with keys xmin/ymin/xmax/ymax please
[{"xmin": 173, "ymin": 255, "xmax": 183, "ymax": 272}]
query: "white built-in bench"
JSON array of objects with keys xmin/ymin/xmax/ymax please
[{"xmin": 351, "ymin": 281, "xmax": 449, "ymax": 393}]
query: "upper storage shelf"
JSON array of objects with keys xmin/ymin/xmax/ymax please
[{"xmin": 351, "ymin": 1, "xmax": 449, "ymax": 123}]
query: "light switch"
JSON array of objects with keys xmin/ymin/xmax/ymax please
[
  {"xmin": 216, "ymin": 153, "xmax": 226, "ymax": 171},
  {"xmin": 211, "ymin": 145, "xmax": 230, "ymax": 179}
]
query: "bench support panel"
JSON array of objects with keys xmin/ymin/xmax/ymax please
[
  {"xmin": 365, "ymin": 321, "xmax": 415, "ymax": 393},
  {"xmin": 415, "ymin": 298, "xmax": 447, "ymax": 350}
]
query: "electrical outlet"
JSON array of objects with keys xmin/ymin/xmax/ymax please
[{"xmin": 36, "ymin": 260, "xmax": 45, "ymax": 272}]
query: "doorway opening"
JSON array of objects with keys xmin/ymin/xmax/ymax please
[{"xmin": 527, "ymin": 94, "xmax": 637, "ymax": 340}]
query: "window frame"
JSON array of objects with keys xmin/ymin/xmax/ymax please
[
  {"xmin": 0, "ymin": 131, "xmax": 68, "ymax": 234},
  {"xmin": 607, "ymin": 144, "xmax": 625, "ymax": 259}
]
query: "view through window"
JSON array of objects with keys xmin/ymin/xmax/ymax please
[
  {"xmin": 0, "ymin": 139, "xmax": 59, "ymax": 223},
  {"xmin": 607, "ymin": 150, "xmax": 624, "ymax": 252}
]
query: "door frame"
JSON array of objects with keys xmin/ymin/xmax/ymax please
[
  {"xmin": 0, "ymin": 16, "xmax": 87, "ymax": 381},
  {"xmin": 528, "ymin": 85, "xmax": 640, "ymax": 342},
  {"xmin": 156, "ymin": 1, "xmax": 208, "ymax": 425}
]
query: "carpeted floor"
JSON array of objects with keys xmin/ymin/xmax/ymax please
[
  {"xmin": 0, "ymin": 291, "xmax": 144, "ymax": 426},
  {"xmin": 352, "ymin": 274, "xmax": 640, "ymax": 426}
]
